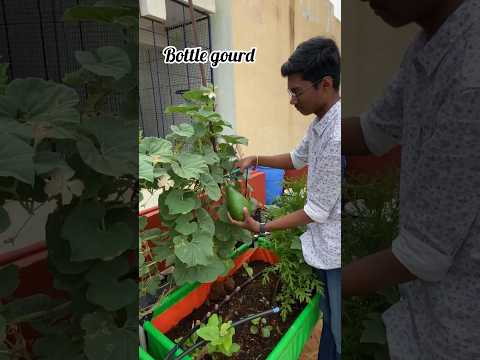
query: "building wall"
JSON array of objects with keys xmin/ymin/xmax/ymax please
[{"xmin": 223, "ymin": 0, "xmax": 341, "ymax": 156}]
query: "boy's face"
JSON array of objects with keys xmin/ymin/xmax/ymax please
[
  {"xmin": 361, "ymin": 0, "xmax": 438, "ymax": 27},
  {"xmin": 287, "ymin": 73, "xmax": 330, "ymax": 116}
]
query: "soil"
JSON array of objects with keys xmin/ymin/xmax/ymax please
[{"xmin": 167, "ymin": 261, "xmax": 303, "ymax": 360}]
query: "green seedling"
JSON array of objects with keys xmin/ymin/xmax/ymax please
[{"xmin": 249, "ymin": 317, "xmax": 273, "ymax": 338}]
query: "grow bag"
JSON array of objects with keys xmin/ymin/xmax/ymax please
[{"xmin": 143, "ymin": 244, "xmax": 321, "ymax": 360}]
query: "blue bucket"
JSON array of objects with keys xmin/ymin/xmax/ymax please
[{"xmin": 256, "ymin": 166, "xmax": 285, "ymax": 205}]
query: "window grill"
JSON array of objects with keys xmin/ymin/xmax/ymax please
[{"xmin": 139, "ymin": 0, "xmax": 214, "ymax": 138}]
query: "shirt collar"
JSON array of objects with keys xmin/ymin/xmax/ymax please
[
  {"xmin": 313, "ymin": 99, "xmax": 340, "ymax": 135},
  {"xmin": 414, "ymin": 0, "xmax": 476, "ymax": 76}
]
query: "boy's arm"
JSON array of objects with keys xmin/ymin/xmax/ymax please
[
  {"xmin": 228, "ymin": 207, "xmax": 312, "ymax": 233},
  {"xmin": 236, "ymin": 153, "xmax": 295, "ymax": 172},
  {"xmin": 342, "ymin": 117, "xmax": 372, "ymax": 156},
  {"xmin": 342, "ymin": 249, "xmax": 417, "ymax": 298}
]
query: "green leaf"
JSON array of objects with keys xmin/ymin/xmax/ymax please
[
  {"xmin": 173, "ymin": 230, "xmax": 214, "ymax": 267},
  {"xmin": 170, "ymin": 123, "xmax": 195, "ymax": 138},
  {"xmin": 82, "ymin": 312, "xmax": 137, "ymax": 360},
  {"xmin": 0, "ymin": 78, "xmax": 80, "ymax": 124},
  {"xmin": 203, "ymin": 148, "xmax": 220, "ymax": 165},
  {"xmin": 34, "ymin": 151, "xmax": 69, "ymax": 175},
  {"xmin": 2, "ymin": 294, "xmax": 54, "ymax": 322},
  {"xmin": 360, "ymin": 313, "xmax": 387, "ymax": 345},
  {"xmin": 139, "ymin": 154, "xmax": 154, "ymax": 182},
  {"xmin": 0, "ymin": 207, "xmax": 10, "ymax": 234},
  {"xmin": 33, "ymin": 334, "xmax": 83, "ymax": 359},
  {"xmin": 61, "ymin": 202, "xmax": 132, "ymax": 261},
  {"xmin": 139, "ymin": 137, "xmax": 172, "ymax": 161},
  {"xmin": 0, "ymin": 264, "xmax": 19, "ymax": 298},
  {"xmin": 170, "ymin": 153, "xmax": 208, "ymax": 180},
  {"xmin": 261, "ymin": 325, "xmax": 272, "ymax": 338},
  {"xmin": 85, "ymin": 256, "xmax": 130, "ymax": 284},
  {"xmin": 87, "ymin": 279, "xmax": 137, "ymax": 311},
  {"xmin": 173, "ymin": 257, "xmax": 229, "ymax": 285},
  {"xmin": 164, "ymin": 104, "xmax": 199, "ymax": 114},
  {"xmin": 222, "ymin": 135, "xmax": 248, "ymax": 145},
  {"xmin": 0, "ymin": 134, "xmax": 34, "ymax": 184},
  {"xmin": 77, "ymin": 117, "xmax": 136, "ymax": 177},
  {"xmin": 250, "ymin": 325, "xmax": 258, "ymax": 335},
  {"xmin": 165, "ymin": 191, "xmax": 199, "ymax": 215},
  {"xmin": 75, "ymin": 46, "xmax": 131, "ymax": 80},
  {"xmin": 175, "ymin": 214, "xmax": 198, "ymax": 236},
  {"xmin": 200, "ymin": 173, "xmax": 221, "ymax": 201},
  {"xmin": 196, "ymin": 208, "xmax": 215, "ymax": 237}
]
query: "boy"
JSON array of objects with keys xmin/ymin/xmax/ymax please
[
  {"xmin": 343, "ymin": 0, "xmax": 480, "ymax": 358},
  {"xmin": 230, "ymin": 37, "xmax": 342, "ymax": 360}
]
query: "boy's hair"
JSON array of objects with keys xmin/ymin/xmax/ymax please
[{"xmin": 281, "ymin": 37, "xmax": 340, "ymax": 90}]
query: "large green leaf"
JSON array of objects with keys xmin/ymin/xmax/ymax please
[
  {"xmin": 77, "ymin": 117, "xmax": 136, "ymax": 177},
  {"xmin": 75, "ymin": 46, "xmax": 131, "ymax": 80},
  {"xmin": 173, "ymin": 256, "xmax": 230, "ymax": 285},
  {"xmin": 170, "ymin": 153, "xmax": 208, "ymax": 180},
  {"xmin": 164, "ymin": 104, "xmax": 199, "ymax": 114},
  {"xmin": 61, "ymin": 202, "xmax": 132, "ymax": 261},
  {"xmin": 199, "ymin": 173, "xmax": 221, "ymax": 201},
  {"xmin": 82, "ymin": 312, "xmax": 137, "ymax": 360},
  {"xmin": 173, "ymin": 230, "xmax": 214, "ymax": 267},
  {"xmin": 85, "ymin": 256, "xmax": 130, "ymax": 284},
  {"xmin": 170, "ymin": 123, "xmax": 194, "ymax": 138},
  {"xmin": 32, "ymin": 335, "xmax": 83, "ymax": 360},
  {"xmin": 0, "ymin": 264, "xmax": 19, "ymax": 298},
  {"xmin": 165, "ymin": 190, "xmax": 200, "ymax": 215},
  {"xmin": 34, "ymin": 151, "xmax": 69, "ymax": 175},
  {"xmin": 1, "ymin": 78, "xmax": 80, "ymax": 123},
  {"xmin": 0, "ymin": 206, "xmax": 10, "ymax": 234},
  {"xmin": 139, "ymin": 137, "xmax": 172, "ymax": 162},
  {"xmin": 222, "ymin": 135, "xmax": 248, "ymax": 145},
  {"xmin": 203, "ymin": 148, "xmax": 220, "ymax": 165},
  {"xmin": 87, "ymin": 279, "xmax": 137, "ymax": 311},
  {"xmin": 174, "ymin": 213, "xmax": 198, "ymax": 236},
  {"xmin": 0, "ymin": 134, "xmax": 34, "ymax": 184},
  {"xmin": 139, "ymin": 154, "xmax": 154, "ymax": 182},
  {"xmin": 196, "ymin": 208, "xmax": 215, "ymax": 237}
]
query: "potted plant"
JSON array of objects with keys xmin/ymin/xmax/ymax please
[
  {"xmin": 0, "ymin": 2, "xmax": 139, "ymax": 358},
  {"xmin": 142, "ymin": 177, "xmax": 324, "ymax": 360}
]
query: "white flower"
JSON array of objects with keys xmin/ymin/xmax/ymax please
[
  {"xmin": 157, "ymin": 174, "xmax": 174, "ymax": 191},
  {"xmin": 44, "ymin": 168, "xmax": 84, "ymax": 205},
  {"xmin": 208, "ymin": 91, "xmax": 216, "ymax": 100}
]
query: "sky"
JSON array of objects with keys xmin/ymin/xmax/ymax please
[{"xmin": 330, "ymin": 0, "xmax": 341, "ymax": 21}]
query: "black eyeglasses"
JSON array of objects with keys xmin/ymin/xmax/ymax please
[{"xmin": 287, "ymin": 75, "xmax": 332, "ymax": 99}]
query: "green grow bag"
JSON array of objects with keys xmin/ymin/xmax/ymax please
[
  {"xmin": 139, "ymin": 346, "xmax": 155, "ymax": 360},
  {"xmin": 144, "ymin": 242, "xmax": 321, "ymax": 360}
]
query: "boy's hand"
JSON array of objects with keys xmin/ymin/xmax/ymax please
[
  {"xmin": 228, "ymin": 207, "xmax": 260, "ymax": 233},
  {"xmin": 235, "ymin": 156, "xmax": 257, "ymax": 172}
]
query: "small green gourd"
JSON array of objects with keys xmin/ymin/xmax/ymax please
[{"xmin": 225, "ymin": 184, "xmax": 254, "ymax": 221}]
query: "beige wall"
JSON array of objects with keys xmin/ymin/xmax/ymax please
[
  {"xmin": 229, "ymin": 0, "xmax": 340, "ymax": 156},
  {"xmin": 342, "ymin": 1, "xmax": 418, "ymax": 117}
]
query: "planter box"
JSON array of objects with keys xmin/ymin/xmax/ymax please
[
  {"xmin": 140, "ymin": 346, "xmax": 155, "ymax": 360},
  {"xmin": 143, "ymin": 244, "xmax": 321, "ymax": 360}
]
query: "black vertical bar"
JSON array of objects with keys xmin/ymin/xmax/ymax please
[
  {"xmin": 75, "ymin": 0, "xmax": 85, "ymax": 51},
  {"xmin": 1, "ymin": 0, "xmax": 13, "ymax": 77},
  {"xmin": 151, "ymin": 20, "xmax": 166, "ymax": 137},
  {"xmin": 51, "ymin": 0, "xmax": 62, "ymax": 81},
  {"xmin": 207, "ymin": 15, "xmax": 214, "ymax": 85},
  {"xmin": 181, "ymin": 5, "xmax": 191, "ymax": 90},
  {"xmin": 164, "ymin": 27, "xmax": 175, "ymax": 125},
  {"xmin": 147, "ymin": 49, "xmax": 162, "ymax": 137},
  {"xmin": 37, "ymin": 0, "xmax": 50, "ymax": 80}
]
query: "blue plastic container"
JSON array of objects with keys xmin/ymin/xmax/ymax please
[{"xmin": 256, "ymin": 166, "xmax": 285, "ymax": 205}]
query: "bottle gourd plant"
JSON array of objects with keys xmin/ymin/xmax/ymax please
[{"xmin": 139, "ymin": 85, "xmax": 252, "ymax": 285}]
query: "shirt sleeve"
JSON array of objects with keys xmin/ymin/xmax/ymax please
[
  {"xmin": 359, "ymin": 55, "xmax": 411, "ymax": 156},
  {"xmin": 392, "ymin": 88, "xmax": 480, "ymax": 281},
  {"xmin": 304, "ymin": 128, "xmax": 341, "ymax": 223},
  {"xmin": 290, "ymin": 126, "xmax": 311, "ymax": 169}
]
